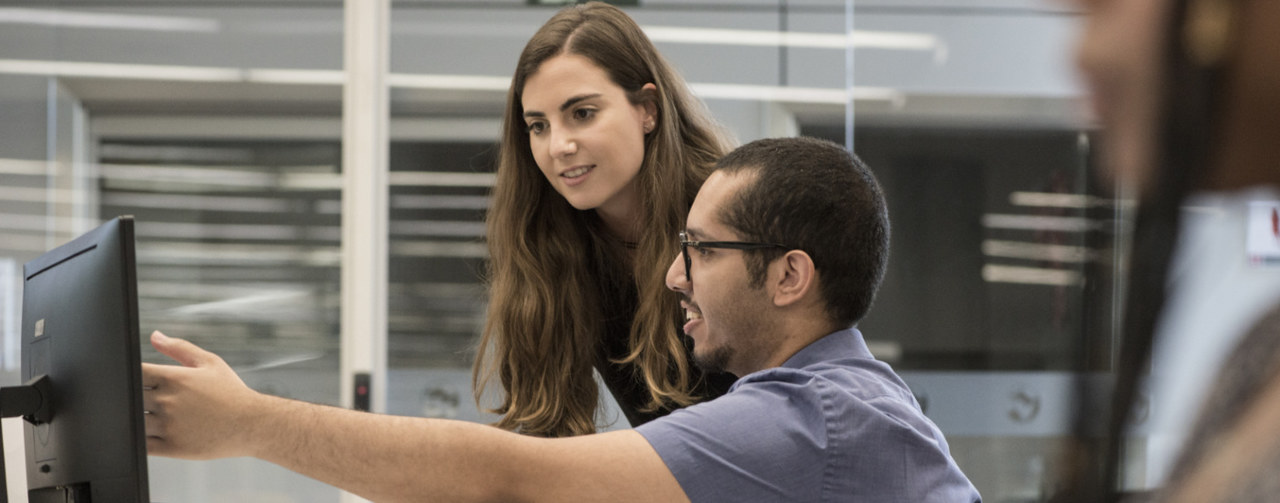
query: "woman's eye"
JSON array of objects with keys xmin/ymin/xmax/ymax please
[
  {"xmin": 526, "ymin": 122, "xmax": 545, "ymax": 135},
  {"xmin": 573, "ymin": 108, "xmax": 596, "ymax": 121},
  {"xmin": 695, "ymin": 246, "xmax": 712, "ymax": 256}
]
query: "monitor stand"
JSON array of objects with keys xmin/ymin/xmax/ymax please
[{"xmin": 0, "ymin": 376, "xmax": 53, "ymax": 503}]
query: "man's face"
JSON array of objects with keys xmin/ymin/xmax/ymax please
[{"xmin": 665, "ymin": 171, "xmax": 775, "ymax": 376}]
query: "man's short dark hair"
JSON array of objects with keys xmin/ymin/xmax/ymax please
[{"xmin": 715, "ymin": 136, "xmax": 889, "ymax": 327}]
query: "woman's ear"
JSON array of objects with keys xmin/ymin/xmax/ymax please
[
  {"xmin": 640, "ymin": 83, "xmax": 659, "ymax": 128},
  {"xmin": 771, "ymin": 250, "xmax": 817, "ymax": 308}
]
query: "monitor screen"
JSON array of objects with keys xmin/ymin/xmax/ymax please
[{"xmin": 19, "ymin": 216, "xmax": 149, "ymax": 502}]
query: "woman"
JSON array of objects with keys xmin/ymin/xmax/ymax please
[
  {"xmin": 1067, "ymin": 0, "xmax": 1280, "ymax": 498},
  {"xmin": 475, "ymin": 2, "xmax": 738, "ymax": 437}
]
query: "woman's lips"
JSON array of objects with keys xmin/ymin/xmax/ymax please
[{"xmin": 561, "ymin": 165, "xmax": 595, "ymax": 186}]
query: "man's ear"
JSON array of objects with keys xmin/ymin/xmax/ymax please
[{"xmin": 771, "ymin": 250, "xmax": 817, "ymax": 308}]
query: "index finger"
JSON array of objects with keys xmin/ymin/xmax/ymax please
[
  {"xmin": 148, "ymin": 331, "xmax": 222, "ymax": 369},
  {"xmin": 141, "ymin": 361, "xmax": 191, "ymax": 389}
]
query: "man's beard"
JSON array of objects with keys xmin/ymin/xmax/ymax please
[{"xmin": 692, "ymin": 344, "xmax": 733, "ymax": 374}]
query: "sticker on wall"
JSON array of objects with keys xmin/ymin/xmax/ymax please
[{"xmin": 1247, "ymin": 201, "xmax": 1280, "ymax": 265}]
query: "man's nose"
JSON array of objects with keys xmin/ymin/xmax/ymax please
[{"xmin": 665, "ymin": 253, "xmax": 688, "ymax": 293}]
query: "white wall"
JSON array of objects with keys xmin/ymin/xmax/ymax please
[{"xmin": 3, "ymin": 417, "xmax": 27, "ymax": 503}]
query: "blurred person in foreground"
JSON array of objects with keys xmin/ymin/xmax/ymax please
[{"xmin": 1066, "ymin": 0, "xmax": 1280, "ymax": 499}]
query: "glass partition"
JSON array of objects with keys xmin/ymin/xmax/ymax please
[
  {"xmin": 834, "ymin": 2, "xmax": 1116, "ymax": 500},
  {"xmin": 0, "ymin": 4, "xmax": 347, "ymax": 501}
]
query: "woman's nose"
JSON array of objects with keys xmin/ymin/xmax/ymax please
[{"xmin": 550, "ymin": 130, "xmax": 576, "ymax": 158}]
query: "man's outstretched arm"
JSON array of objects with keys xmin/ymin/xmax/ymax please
[{"xmin": 141, "ymin": 331, "xmax": 688, "ymax": 503}]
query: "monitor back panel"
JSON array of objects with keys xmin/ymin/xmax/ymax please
[{"xmin": 21, "ymin": 217, "xmax": 149, "ymax": 502}]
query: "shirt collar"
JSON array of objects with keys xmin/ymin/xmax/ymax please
[{"xmin": 779, "ymin": 327, "xmax": 874, "ymax": 369}]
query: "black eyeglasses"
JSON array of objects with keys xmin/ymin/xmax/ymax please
[{"xmin": 679, "ymin": 230, "xmax": 789, "ymax": 283}]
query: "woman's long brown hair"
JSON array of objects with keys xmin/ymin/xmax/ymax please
[{"xmin": 474, "ymin": 2, "xmax": 733, "ymax": 437}]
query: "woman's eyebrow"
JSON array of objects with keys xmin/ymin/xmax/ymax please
[
  {"xmin": 523, "ymin": 93, "xmax": 601, "ymax": 119},
  {"xmin": 560, "ymin": 93, "xmax": 601, "ymax": 112}
]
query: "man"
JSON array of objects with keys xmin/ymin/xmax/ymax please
[{"xmin": 143, "ymin": 136, "xmax": 980, "ymax": 502}]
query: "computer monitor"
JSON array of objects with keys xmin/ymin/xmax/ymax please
[{"xmin": 0, "ymin": 216, "xmax": 149, "ymax": 503}]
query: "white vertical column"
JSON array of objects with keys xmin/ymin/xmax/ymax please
[
  {"xmin": 341, "ymin": 0, "xmax": 389, "ymax": 414},
  {"xmin": 341, "ymin": 1, "xmax": 389, "ymax": 500}
]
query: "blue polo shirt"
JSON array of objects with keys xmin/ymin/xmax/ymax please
[{"xmin": 636, "ymin": 328, "xmax": 980, "ymax": 502}]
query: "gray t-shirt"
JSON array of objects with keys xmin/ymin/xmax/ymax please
[{"xmin": 636, "ymin": 329, "xmax": 980, "ymax": 502}]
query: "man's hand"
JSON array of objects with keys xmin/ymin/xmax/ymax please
[{"xmin": 142, "ymin": 330, "xmax": 264, "ymax": 460}]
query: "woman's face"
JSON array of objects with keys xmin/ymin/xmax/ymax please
[
  {"xmin": 521, "ymin": 53, "xmax": 656, "ymax": 226},
  {"xmin": 1073, "ymin": 0, "xmax": 1170, "ymax": 194}
]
